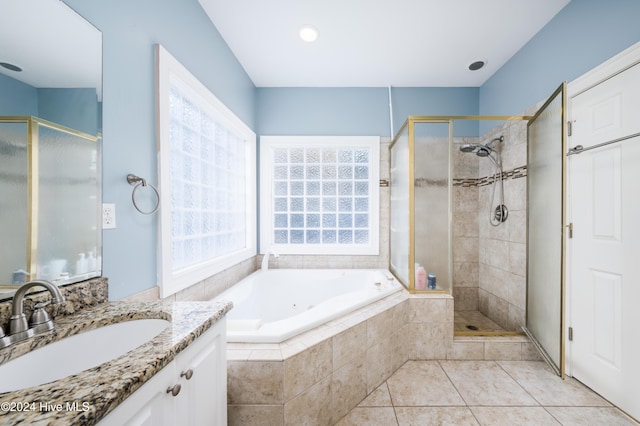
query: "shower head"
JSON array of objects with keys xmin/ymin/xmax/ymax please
[
  {"xmin": 459, "ymin": 143, "xmax": 481, "ymax": 153},
  {"xmin": 476, "ymin": 147, "xmax": 491, "ymax": 157},
  {"xmin": 486, "ymin": 136, "xmax": 504, "ymax": 149}
]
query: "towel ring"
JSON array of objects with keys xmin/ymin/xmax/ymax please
[{"xmin": 126, "ymin": 174, "xmax": 160, "ymax": 215}]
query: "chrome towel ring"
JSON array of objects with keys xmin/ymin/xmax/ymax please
[{"xmin": 126, "ymin": 174, "xmax": 160, "ymax": 215}]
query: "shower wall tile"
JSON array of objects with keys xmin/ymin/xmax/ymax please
[
  {"xmin": 479, "ymin": 239, "xmax": 509, "ymax": 270},
  {"xmin": 452, "ymin": 261, "xmax": 479, "ymax": 287},
  {"xmin": 479, "ymin": 264, "xmax": 511, "ymax": 301},
  {"xmin": 504, "ymin": 177, "xmax": 527, "ymax": 211},
  {"xmin": 475, "ymin": 117, "xmax": 528, "ymax": 331},
  {"xmin": 502, "ymin": 121, "xmax": 528, "ymax": 171},
  {"xmin": 453, "ymin": 237, "xmax": 479, "ymax": 263},
  {"xmin": 453, "ymin": 186, "xmax": 479, "ymax": 212},
  {"xmin": 507, "ymin": 304, "xmax": 526, "ymax": 331},
  {"xmin": 453, "ymin": 211, "xmax": 479, "ymax": 238},
  {"xmin": 453, "ymin": 287, "xmax": 478, "ymax": 311},
  {"xmin": 507, "ymin": 273, "xmax": 527, "ymax": 310},
  {"xmin": 509, "ymin": 242, "xmax": 526, "ymax": 277},
  {"xmin": 478, "ymin": 289, "xmax": 510, "ymax": 329},
  {"xmin": 453, "ymin": 138, "xmax": 480, "ymax": 179},
  {"xmin": 508, "ymin": 210, "xmax": 527, "ymax": 244}
]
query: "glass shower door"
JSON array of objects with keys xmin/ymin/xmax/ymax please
[
  {"xmin": 525, "ymin": 82, "xmax": 567, "ymax": 377},
  {"xmin": 390, "ymin": 125, "xmax": 410, "ymax": 286}
]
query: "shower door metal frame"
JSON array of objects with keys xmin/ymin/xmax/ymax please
[
  {"xmin": 389, "ymin": 115, "xmax": 530, "ymax": 295},
  {"xmin": 523, "ymin": 83, "xmax": 568, "ymax": 378}
]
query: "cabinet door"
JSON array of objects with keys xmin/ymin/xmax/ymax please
[
  {"xmin": 98, "ymin": 361, "xmax": 176, "ymax": 426},
  {"xmin": 176, "ymin": 319, "xmax": 227, "ymax": 426}
]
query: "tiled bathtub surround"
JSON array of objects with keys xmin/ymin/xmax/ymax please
[{"xmin": 227, "ymin": 291, "xmax": 540, "ymax": 426}]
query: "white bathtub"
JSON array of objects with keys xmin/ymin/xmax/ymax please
[{"xmin": 219, "ymin": 269, "xmax": 403, "ymax": 343}]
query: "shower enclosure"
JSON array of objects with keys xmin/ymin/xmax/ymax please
[
  {"xmin": 389, "ymin": 115, "xmax": 531, "ymax": 334},
  {"xmin": 389, "ymin": 88, "xmax": 567, "ymax": 375}
]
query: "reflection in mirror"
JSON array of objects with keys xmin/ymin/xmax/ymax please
[{"xmin": 0, "ymin": 0, "xmax": 102, "ymax": 300}]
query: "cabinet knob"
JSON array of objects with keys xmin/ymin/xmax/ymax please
[
  {"xmin": 180, "ymin": 369, "xmax": 194, "ymax": 380},
  {"xmin": 166, "ymin": 384, "xmax": 181, "ymax": 397}
]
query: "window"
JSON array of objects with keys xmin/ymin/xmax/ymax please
[
  {"xmin": 260, "ymin": 136, "xmax": 379, "ymax": 255},
  {"xmin": 157, "ymin": 45, "xmax": 256, "ymax": 297}
]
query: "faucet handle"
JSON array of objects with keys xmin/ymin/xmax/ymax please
[{"xmin": 30, "ymin": 302, "xmax": 52, "ymax": 326}]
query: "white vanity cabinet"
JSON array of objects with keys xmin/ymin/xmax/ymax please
[{"xmin": 98, "ymin": 318, "xmax": 227, "ymax": 426}]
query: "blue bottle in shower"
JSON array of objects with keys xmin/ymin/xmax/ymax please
[{"xmin": 427, "ymin": 273, "xmax": 436, "ymax": 290}]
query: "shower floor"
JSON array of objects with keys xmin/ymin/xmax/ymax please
[{"xmin": 454, "ymin": 310, "xmax": 505, "ymax": 333}]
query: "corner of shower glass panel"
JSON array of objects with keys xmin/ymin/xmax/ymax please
[{"xmin": 389, "ymin": 117, "xmax": 452, "ymax": 294}]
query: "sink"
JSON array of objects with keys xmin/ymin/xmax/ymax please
[{"xmin": 0, "ymin": 318, "xmax": 170, "ymax": 393}]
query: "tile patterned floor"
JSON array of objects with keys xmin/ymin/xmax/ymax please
[{"xmin": 336, "ymin": 360, "xmax": 639, "ymax": 426}]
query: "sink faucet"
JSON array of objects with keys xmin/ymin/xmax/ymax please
[
  {"xmin": 5, "ymin": 280, "xmax": 65, "ymax": 345},
  {"xmin": 261, "ymin": 250, "xmax": 279, "ymax": 271}
]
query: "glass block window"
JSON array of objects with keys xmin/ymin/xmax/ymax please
[
  {"xmin": 261, "ymin": 136, "xmax": 379, "ymax": 255},
  {"xmin": 157, "ymin": 45, "xmax": 256, "ymax": 297},
  {"xmin": 168, "ymin": 87, "xmax": 246, "ymax": 270}
]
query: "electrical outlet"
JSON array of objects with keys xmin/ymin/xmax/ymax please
[{"xmin": 102, "ymin": 203, "xmax": 117, "ymax": 229}]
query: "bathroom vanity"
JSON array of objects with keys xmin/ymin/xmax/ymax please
[{"xmin": 0, "ymin": 298, "xmax": 231, "ymax": 425}]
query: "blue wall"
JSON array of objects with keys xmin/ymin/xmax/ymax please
[
  {"xmin": 0, "ymin": 73, "xmax": 37, "ymax": 115},
  {"xmin": 37, "ymin": 88, "xmax": 100, "ymax": 135},
  {"xmin": 479, "ymin": 0, "xmax": 640, "ymax": 133},
  {"xmin": 257, "ymin": 87, "xmax": 480, "ymax": 138},
  {"xmin": 64, "ymin": 0, "xmax": 256, "ymax": 300},
  {"xmin": 0, "ymin": 75, "xmax": 99, "ymax": 134}
]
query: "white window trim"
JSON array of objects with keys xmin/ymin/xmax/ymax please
[
  {"xmin": 260, "ymin": 135, "xmax": 379, "ymax": 255},
  {"xmin": 156, "ymin": 44, "xmax": 256, "ymax": 298}
]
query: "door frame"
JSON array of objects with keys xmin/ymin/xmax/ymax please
[{"xmin": 565, "ymin": 40, "xmax": 640, "ymax": 376}]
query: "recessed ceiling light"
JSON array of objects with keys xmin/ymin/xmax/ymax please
[
  {"xmin": 0, "ymin": 62, "xmax": 22, "ymax": 72},
  {"xmin": 299, "ymin": 25, "xmax": 318, "ymax": 43},
  {"xmin": 468, "ymin": 60, "xmax": 486, "ymax": 71}
]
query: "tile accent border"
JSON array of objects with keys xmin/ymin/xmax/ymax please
[{"xmin": 453, "ymin": 165, "xmax": 527, "ymax": 188}]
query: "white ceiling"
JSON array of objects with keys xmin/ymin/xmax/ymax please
[
  {"xmin": 0, "ymin": 0, "xmax": 102, "ymax": 96},
  {"xmin": 199, "ymin": 0, "xmax": 571, "ymax": 87}
]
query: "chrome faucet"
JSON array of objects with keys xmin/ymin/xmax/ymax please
[
  {"xmin": 261, "ymin": 250, "xmax": 279, "ymax": 271},
  {"xmin": 3, "ymin": 280, "xmax": 66, "ymax": 347}
]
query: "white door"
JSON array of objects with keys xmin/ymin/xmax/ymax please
[{"xmin": 568, "ymin": 62, "xmax": 640, "ymax": 421}]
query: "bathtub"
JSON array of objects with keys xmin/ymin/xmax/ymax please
[{"xmin": 219, "ymin": 269, "xmax": 403, "ymax": 343}]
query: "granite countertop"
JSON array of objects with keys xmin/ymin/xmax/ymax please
[{"xmin": 0, "ymin": 299, "xmax": 232, "ymax": 425}]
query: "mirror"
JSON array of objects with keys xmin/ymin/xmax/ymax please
[{"xmin": 0, "ymin": 0, "xmax": 102, "ymax": 300}]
